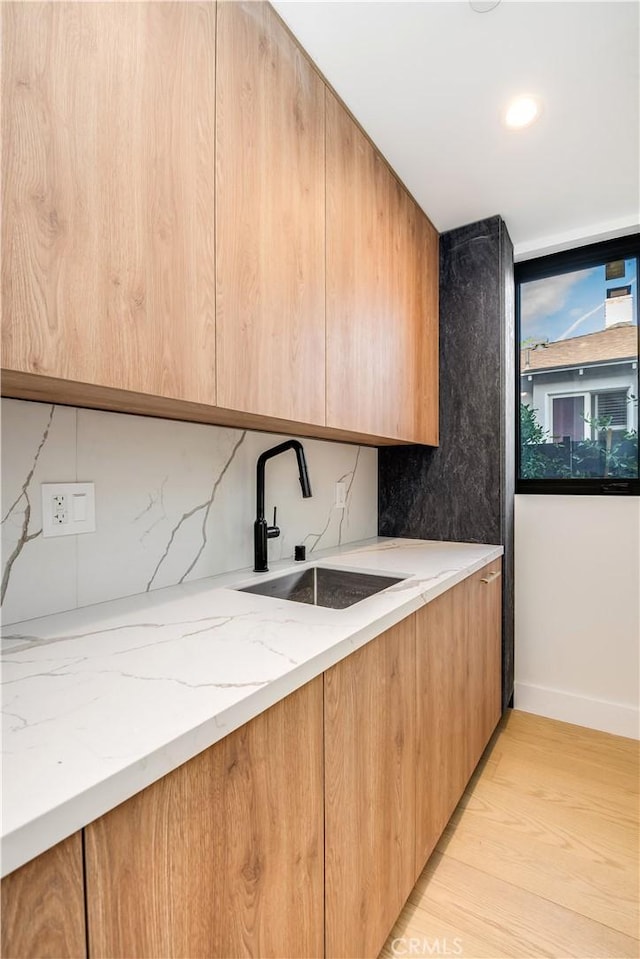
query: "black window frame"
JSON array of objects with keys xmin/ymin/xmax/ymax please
[{"xmin": 515, "ymin": 234, "xmax": 640, "ymax": 496}]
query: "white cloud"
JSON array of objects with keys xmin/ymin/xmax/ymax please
[{"xmin": 521, "ymin": 272, "xmax": 583, "ymax": 325}]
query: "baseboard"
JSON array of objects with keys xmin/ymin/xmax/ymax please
[{"xmin": 514, "ymin": 682, "xmax": 640, "ymax": 740}]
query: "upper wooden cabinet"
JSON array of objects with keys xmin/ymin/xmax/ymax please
[
  {"xmin": 2, "ymin": 1, "xmax": 438, "ymax": 445},
  {"xmin": 1, "ymin": 1, "xmax": 216, "ymax": 404},
  {"xmin": 325, "ymin": 90, "xmax": 439, "ymax": 444},
  {"xmin": 215, "ymin": 1, "xmax": 326, "ymax": 425}
]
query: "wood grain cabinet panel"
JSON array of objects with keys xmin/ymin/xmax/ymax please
[
  {"xmin": 326, "ymin": 91, "xmax": 439, "ymax": 444},
  {"xmin": 466, "ymin": 559, "xmax": 503, "ymax": 772},
  {"xmin": 415, "ymin": 560, "xmax": 503, "ymax": 878},
  {"xmin": 215, "ymin": 1, "xmax": 326, "ymax": 425},
  {"xmin": 408, "ymin": 196, "xmax": 440, "ymax": 445},
  {"xmin": 84, "ymin": 677, "xmax": 324, "ymax": 959},
  {"xmin": 2, "ymin": 0, "xmax": 439, "ymax": 447},
  {"xmin": 0, "ymin": 832, "xmax": 86, "ymax": 959},
  {"xmin": 324, "ymin": 618, "xmax": 417, "ymax": 959},
  {"xmin": 415, "ymin": 579, "xmax": 470, "ymax": 876},
  {"xmin": 1, "ymin": 1, "xmax": 216, "ymax": 404}
]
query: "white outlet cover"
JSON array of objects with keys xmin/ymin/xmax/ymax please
[{"xmin": 42, "ymin": 483, "xmax": 96, "ymax": 538}]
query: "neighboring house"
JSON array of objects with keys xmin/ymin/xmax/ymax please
[{"xmin": 520, "ymin": 322, "xmax": 638, "ymax": 442}]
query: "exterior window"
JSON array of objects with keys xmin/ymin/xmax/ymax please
[
  {"xmin": 516, "ymin": 236, "xmax": 639, "ymax": 494},
  {"xmin": 593, "ymin": 390, "xmax": 629, "ymax": 429},
  {"xmin": 552, "ymin": 395, "xmax": 585, "ymax": 442}
]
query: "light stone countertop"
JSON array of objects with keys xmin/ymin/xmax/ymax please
[{"xmin": 1, "ymin": 536, "xmax": 503, "ymax": 878}]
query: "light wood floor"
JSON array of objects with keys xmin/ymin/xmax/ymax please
[{"xmin": 381, "ymin": 708, "xmax": 640, "ymax": 959}]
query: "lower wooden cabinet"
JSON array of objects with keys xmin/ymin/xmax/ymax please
[
  {"xmin": 415, "ymin": 559, "xmax": 503, "ymax": 876},
  {"xmin": 466, "ymin": 561, "xmax": 503, "ymax": 772},
  {"xmin": 324, "ymin": 617, "xmax": 417, "ymax": 959},
  {"xmin": 84, "ymin": 676, "xmax": 324, "ymax": 959},
  {"xmin": 0, "ymin": 833, "xmax": 86, "ymax": 959},
  {"xmin": 1, "ymin": 567, "xmax": 502, "ymax": 959},
  {"xmin": 415, "ymin": 579, "xmax": 469, "ymax": 874}
]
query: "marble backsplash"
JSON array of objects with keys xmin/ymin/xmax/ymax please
[{"xmin": 1, "ymin": 399, "xmax": 377, "ymax": 625}]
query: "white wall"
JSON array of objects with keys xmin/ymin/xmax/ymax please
[
  {"xmin": 1, "ymin": 399, "xmax": 377, "ymax": 625},
  {"xmin": 515, "ymin": 494, "xmax": 640, "ymax": 739}
]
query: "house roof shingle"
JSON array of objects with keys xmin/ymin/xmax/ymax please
[{"xmin": 521, "ymin": 323, "xmax": 638, "ymax": 372}]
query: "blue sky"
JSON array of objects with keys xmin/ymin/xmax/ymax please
[{"xmin": 521, "ymin": 258, "xmax": 637, "ymax": 345}]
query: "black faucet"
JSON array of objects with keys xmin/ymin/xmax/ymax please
[{"xmin": 254, "ymin": 440, "xmax": 312, "ymax": 572}]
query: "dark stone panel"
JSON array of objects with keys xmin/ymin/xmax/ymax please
[
  {"xmin": 500, "ymin": 221, "xmax": 516, "ymax": 710},
  {"xmin": 379, "ymin": 214, "xmax": 515, "ymax": 710}
]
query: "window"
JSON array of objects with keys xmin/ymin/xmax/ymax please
[
  {"xmin": 516, "ymin": 235, "xmax": 639, "ymax": 494},
  {"xmin": 594, "ymin": 389, "xmax": 629, "ymax": 430},
  {"xmin": 552, "ymin": 394, "xmax": 586, "ymax": 442}
]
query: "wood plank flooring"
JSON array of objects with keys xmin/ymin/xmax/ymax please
[{"xmin": 381, "ymin": 709, "xmax": 640, "ymax": 959}]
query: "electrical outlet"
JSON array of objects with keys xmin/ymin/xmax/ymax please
[
  {"xmin": 52, "ymin": 493, "xmax": 67, "ymax": 526},
  {"xmin": 42, "ymin": 483, "xmax": 96, "ymax": 538},
  {"xmin": 335, "ymin": 481, "xmax": 347, "ymax": 509}
]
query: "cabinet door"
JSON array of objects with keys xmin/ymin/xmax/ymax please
[
  {"xmin": 324, "ymin": 618, "xmax": 416, "ymax": 959},
  {"xmin": 85, "ymin": 678, "xmax": 324, "ymax": 959},
  {"xmin": 1, "ymin": 833, "xmax": 86, "ymax": 959},
  {"xmin": 326, "ymin": 91, "xmax": 439, "ymax": 444},
  {"xmin": 215, "ymin": 1, "xmax": 325, "ymax": 424},
  {"xmin": 408, "ymin": 195, "xmax": 440, "ymax": 445},
  {"xmin": 415, "ymin": 562, "xmax": 502, "ymax": 877},
  {"xmin": 1, "ymin": 2, "xmax": 216, "ymax": 403},
  {"xmin": 415, "ymin": 579, "xmax": 470, "ymax": 875},
  {"xmin": 467, "ymin": 559, "xmax": 503, "ymax": 770}
]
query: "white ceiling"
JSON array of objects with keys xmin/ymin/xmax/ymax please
[{"xmin": 272, "ymin": 0, "xmax": 640, "ymax": 259}]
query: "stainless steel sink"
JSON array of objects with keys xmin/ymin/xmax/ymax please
[{"xmin": 237, "ymin": 566, "xmax": 406, "ymax": 609}]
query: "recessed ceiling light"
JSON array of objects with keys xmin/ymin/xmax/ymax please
[
  {"xmin": 470, "ymin": 1, "xmax": 501, "ymax": 12},
  {"xmin": 504, "ymin": 95, "xmax": 542, "ymax": 130}
]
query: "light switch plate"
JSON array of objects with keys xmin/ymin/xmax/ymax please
[{"xmin": 41, "ymin": 483, "xmax": 96, "ymax": 538}]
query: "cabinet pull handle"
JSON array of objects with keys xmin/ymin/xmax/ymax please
[{"xmin": 480, "ymin": 570, "xmax": 501, "ymax": 584}]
